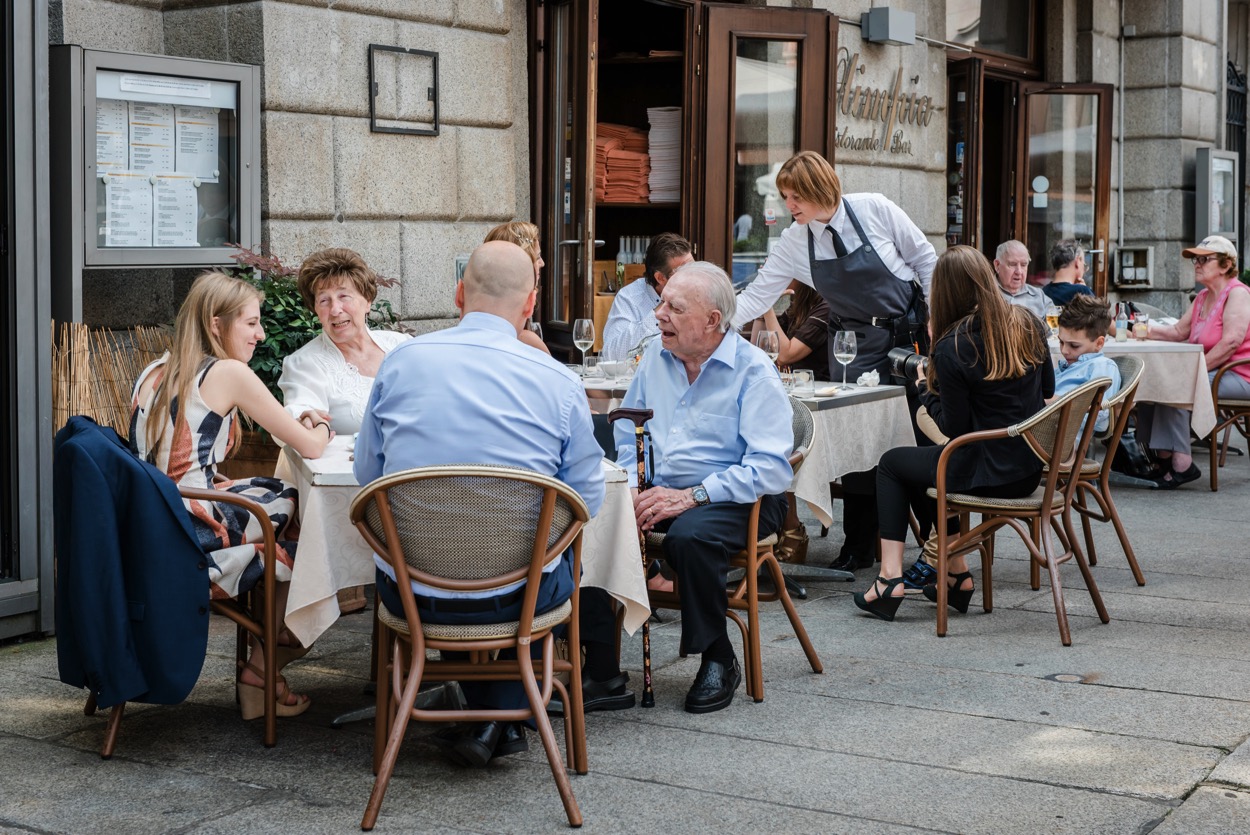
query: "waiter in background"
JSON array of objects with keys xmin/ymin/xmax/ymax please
[{"xmin": 730, "ymin": 150, "xmax": 936, "ymax": 572}]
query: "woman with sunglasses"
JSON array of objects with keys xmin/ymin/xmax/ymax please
[{"xmin": 1139, "ymin": 235, "xmax": 1250, "ymax": 488}]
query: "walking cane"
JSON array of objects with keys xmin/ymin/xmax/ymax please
[{"xmin": 607, "ymin": 407, "xmax": 656, "ymax": 708}]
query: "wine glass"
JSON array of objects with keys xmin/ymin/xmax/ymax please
[
  {"xmin": 526, "ymin": 319, "xmax": 543, "ymax": 341},
  {"xmin": 832, "ymin": 330, "xmax": 857, "ymax": 392},
  {"xmin": 572, "ymin": 318, "xmax": 595, "ymax": 374},
  {"xmin": 754, "ymin": 330, "xmax": 780, "ymax": 365},
  {"xmin": 1045, "ymin": 304, "xmax": 1060, "ymax": 339}
]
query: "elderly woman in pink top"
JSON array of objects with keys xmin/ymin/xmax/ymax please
[{"xmin": 1139, "ymin": 235, "xmax": 1250, "ymax": 488}]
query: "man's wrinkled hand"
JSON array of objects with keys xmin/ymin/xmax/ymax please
[{"xmin": 633, "ymin": 485, "xmax": 697, "ymax": 530}]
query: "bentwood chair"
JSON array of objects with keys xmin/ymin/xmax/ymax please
[
  {"xmin": 352, "ymin": 465, "xmax": 591, "ymax": 831},
  {"xmin": 926, "ymin": 377, "xmax": 1111, "ymax": 646},
  {"xmin": 1060, "ymin": 355, "xmax": 1146, "ymax": 585},
  {"xmin": 644, "ymin": 396, "xmax": 824, "ymax": 701},
  {"xmin": 1207, "ymin": 358, "xmax": 1250, "ymax": 491}
]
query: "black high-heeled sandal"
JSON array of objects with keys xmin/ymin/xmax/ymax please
[
  {"xmin": 922, "ymin": 570, "xmax": 974, "ymax": 613},
  {"xmin": 853, "ymin": 575, "xmax": 906, "ymax": 621}
]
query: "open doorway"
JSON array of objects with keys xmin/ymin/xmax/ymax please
[{"xmin": 979, "ymin": 76, "xmax": 1015, "ymax": 260}]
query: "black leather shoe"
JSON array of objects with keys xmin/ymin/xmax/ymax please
[
  {"xmin": 829, "ymin": 547, "xmax": 874, "ymax": 571},
  {"xmin": 450, "ymin": 720, "xmax": 505, "ymax": 768},
  {"xmin": 489, "ymin": 722, "xmax": 529, "ymax": 760},
  {"xmin": 684, "ymin": 657, "xmax": 741, "ymax": 714},
  {"xmin": 549, "ymin": 672, "xmax": 635, "ymax": 715}
]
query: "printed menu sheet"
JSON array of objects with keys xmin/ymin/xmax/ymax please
[
  {"xmin": 153, "ymin": 174, "xmax": 199, "ymax": 247},
  {"xmin": 175, "ymin": 106, "xmax": 220, "ymax": 182},
  {"xmin": 104, "ymin": 171, "xmax": 154, "ymax": 247},
  {"xmin": 128, "ymin": 102, "xmax": 176, "ymax": 173},
  {"xmin": 95, "ymin": 99, "xmax": 129, "ymax": 172}
]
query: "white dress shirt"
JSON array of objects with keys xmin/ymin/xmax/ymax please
[
  {"xmin": 278, "ymin": 329, "xmax": 410, "ymax": 434},
  {"xmin": 601, "ymin": 278, "xmax": 661, "ymax": 361},
  {"xmin": 730, "ymin": 192, "xmax": 936, "ymax": 329}
]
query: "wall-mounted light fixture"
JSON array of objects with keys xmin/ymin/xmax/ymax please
[
  {"xmin": 860, "ymin": 7, "xmax": 916, "ymax": 46},
  {"xmin": 369, "ymin": 44, "xmax": 439, "ymax": 136}
]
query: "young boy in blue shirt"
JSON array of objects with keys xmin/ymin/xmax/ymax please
[{"xmin": 1053, "ymin": 294, "xmax": 1121, "ymax": 433}]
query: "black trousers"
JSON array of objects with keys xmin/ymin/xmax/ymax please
[
  {"xmin": 876, "ymin": 445, "xmax": 1040, "ymax": 543},
  {"xmin": 580, "ymin": 496, "xmax": 787, "ymax": 657}
]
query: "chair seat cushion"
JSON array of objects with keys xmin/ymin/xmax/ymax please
[
  {"xmin": 646, "ymin": 530, "xmax": 778, "ymax": 550},
  {"xmin": 925, "ymin": 486, "xmax": 1064, "ymax": 511},
  {"xmin": 376, "ymin": 598, "xmax": 572, "ymax": 640},
  {"xmin": 1218, "ymin": 399, "xmax": 1250, "ymax": 408},
  {"xmin": 1042, "ymin": 459, "xmax": 1101, "ymax": 477}
]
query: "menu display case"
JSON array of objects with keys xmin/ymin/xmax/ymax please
[
  {"xmin": 1196, "ymin": 146, "xmax": 1239, "ymax": 248},
  {"xmin": 50, "ymin": 46, "xmax": 261, "ymax": 321}
]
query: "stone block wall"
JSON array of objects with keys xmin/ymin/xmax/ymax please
[{"xmin": 55, "ymin": 0, "xmax": 528, "ymax": 329}]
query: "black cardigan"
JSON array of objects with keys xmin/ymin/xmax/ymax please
[{"xmin": 919, "ymin": 318, "xmax": 1056, "ymax": 492}]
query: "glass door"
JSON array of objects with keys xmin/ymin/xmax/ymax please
[
  {"xmin": 534, "ymin": 0, "xmax": 597, "ymax": 357},
  {"xmin": 702, "ymin": 5, "xmax": 834, "ymax": 278},
  {"xmin": 945, "ymin": 57, "xmax": 983, "ymax": 248},
  {"xmin": 1015, "ymin": 83, "xmax": 1113, "ymax": 295}
]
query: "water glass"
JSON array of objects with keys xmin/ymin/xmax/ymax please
[
  {"xmin": 1132, "ymin": 312, "xmax": 1149, "ymax": 340},
  {"xmin": 754, "ymin": 330, "xmax": 780, "ymax": 364},
  {"xmin": 793, "ymin": 369, "xmax": 814, "ymax": 395},
  {"xmin": 582, "ymin": 354, "xmax": 603, "ymax": 379},
  {"xmin": 779, "ymin": 371, "xmax": 796, "ymax": 393}
]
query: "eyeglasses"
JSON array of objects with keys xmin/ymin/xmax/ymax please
[{"xmin": 1189, "ymin": 254, "xmax": 1217, "ymax": 266}]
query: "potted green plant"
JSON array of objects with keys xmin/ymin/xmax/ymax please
[{"xmin": 217, "ymin": 245, "xmax": 403, "ymax": 476}]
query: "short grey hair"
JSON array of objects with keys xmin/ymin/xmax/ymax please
[
  {"xmin": 672, "ymin": 260, "xmax": 736, "ymax": 332},
  {"xmin": 1050, "ymin": 238, "xmax": 1083, "ymax": 271},
  {"xmin": 996, "ymin": 239, "xmax": 1029, "ymax": 262}
]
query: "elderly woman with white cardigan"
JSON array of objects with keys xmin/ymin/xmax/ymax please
[{"xmin": 278, "ymin": 248, "xmax": 409, "ymax": 435}]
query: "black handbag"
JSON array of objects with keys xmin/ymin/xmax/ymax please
[{"xmin": 1108, "ymin": 419, "xmax": 1161, "ymax": 480}]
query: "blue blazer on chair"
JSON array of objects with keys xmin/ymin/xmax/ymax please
[{"xmin": 53, "ymin": 416, "xmax": 210, "ymax": 708}]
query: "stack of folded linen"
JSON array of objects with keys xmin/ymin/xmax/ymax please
[
  {"xmin": 596, "ymin": 123, "xmax": 650, "ymax": 203},
  {"xmin": 646, "ymin": 107, "xmax": 681, "ymax": 202}
]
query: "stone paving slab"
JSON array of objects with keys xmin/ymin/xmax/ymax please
[
  {"xmin": 1209, "ymin": 734, "xmax": 1250, "ymax": 788},
  {"xmin": 1151, "ymin": 787, "xmax": 1250, "ymax": 834}
]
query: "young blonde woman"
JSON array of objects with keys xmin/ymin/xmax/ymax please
[
  {"xmin": 130, "ymin": 271, "xmax": 332, "ymax": 719},
  {"xmin": 484, "ymin": 221, "xmax": 553, "ymax": 355},
  {"xmin": 854, "ymin": 246, "xmax": 1055, "ymax": 621}
]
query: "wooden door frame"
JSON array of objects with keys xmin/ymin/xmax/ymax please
[
  {"xmin": 1014, "ymin": 81, "xmax": 1114, "ymax": 296},
  {"xmin": 946, "ymin": 56, "xmax": 984, "ymax": 249}
]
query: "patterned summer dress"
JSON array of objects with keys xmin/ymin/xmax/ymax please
[{"xmin": 130, "ymin": 355, "xmax": 300, "ymax": 599}]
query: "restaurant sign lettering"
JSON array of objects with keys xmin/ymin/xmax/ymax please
[{"xmin": 835, "ymin": 48, "xmax": 935, "ymax": 156}]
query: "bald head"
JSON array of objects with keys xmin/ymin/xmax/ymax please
[{"xmin": 459, "ymin": 241, "xmax": 537, "ymax": 322}]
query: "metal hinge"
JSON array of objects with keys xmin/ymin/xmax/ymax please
[{"xmin": 696, "ymin": 64, "xmax": 701, "ymax": 77}]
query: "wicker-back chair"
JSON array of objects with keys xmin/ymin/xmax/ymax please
[
  {"xmin": 351, "ymin": 465, "xmax": 591, "ymax": 830},
  {"xmin": 1207, "ymin": 358, "xmax": 1250, "ymax": 491},
  {"xmin": 1062, "ymin": 355, "xmax": 1146, "ymax": 585},
  {"xmin": 644, "ymin": 396, "xmax": 823, "ymax": 701},
  {"xmin": 925, "ymin": 377, "xmax": 1112, "ymax": 646}
]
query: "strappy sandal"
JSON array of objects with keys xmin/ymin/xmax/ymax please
[
  {"xmin": 922, "ymin": 570, "xmax": 975, "ymax": 614},
  {"xmin": 236, "ymin": 661, "xmax": 312, "ymax": 721},
  {"xmin": 853, "ymin": 575, "xmax": 906, "ymax": 621}
]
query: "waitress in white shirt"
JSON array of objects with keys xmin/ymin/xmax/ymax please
[{"xmin": 730, "ymin": 151, "xmax": 937, "ymax": 572}]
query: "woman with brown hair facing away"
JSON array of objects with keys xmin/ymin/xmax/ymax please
[
  {"xmin": 853, "ymin": 246, "xmax": 1055, "ymax": 621},
  {"xmin": 131, "ymin": 271, "xmax": 333, "ymax": 720},
  {"xmin": 485, "ymin": 221, "xmax": 553, "ymax": 355},
  {"xmin": 749, "ymin": 279, "xmax": 830, "ymax": 562}
]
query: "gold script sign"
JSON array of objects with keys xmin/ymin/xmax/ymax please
[{"xmin": 835, "ymin": 48, "xmax": 935, "ymax": 155}]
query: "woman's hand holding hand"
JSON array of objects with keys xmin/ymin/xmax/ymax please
[{"xmin": 298, "ymin": 409, "xmax": 332, "ymax": 430}]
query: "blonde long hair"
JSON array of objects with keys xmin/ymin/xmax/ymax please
[
  {"xmin": 926, "ymin": 245, "xmax": 1046, "ymax": 390},
  {"xmin": 485, "ymin": 221, "xmax": 541, "ymax": 265},
  {"xmin": 143, "ymin": 271, "xmax": 264, "ymax": 457}
]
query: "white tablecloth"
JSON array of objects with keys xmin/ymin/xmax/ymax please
[
  {"xmin": 791, "ymin": 385, "xmax": 916, "ymax": 527},
  {"xmin": 275, "ymin": 441, "xmax": 648, "ymax": 645},
  {"xmin": 1049, "ymin": 338, "xmax": 1216, "ymax": 437}
]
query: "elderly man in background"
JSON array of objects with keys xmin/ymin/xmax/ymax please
[
  {"xmin": 578, "ymin": 261, "xmax": 793, "ymax": 715},
  {"xmin": 993, "ymin": 239, "xmax": 1048, "ymax": 320},
  {"xmin": 601, "ymin": 232, "xmax": 694, "ymax": 360},
  {"xmin": 354, "ymin": 240, "xmax": 605, "ymax": 767},
  {"xmin": 1043, "ymin": 239, "xmax": 1096, "ymax": 306}
]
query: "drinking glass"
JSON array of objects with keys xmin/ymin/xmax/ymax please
[
  {"xmin": 793, "ymin": 368, "xmax": 814, "ymax": 395},
  {"xmin": 754, "ymin": 330, "xmax": 780, "ymax": 364},
  {"xmin": 572, "ymin": 318, "xmax": 595, "ymax": 373},
  {"xmin": 526, "ymin": 319, "xmax": 543, "ymax": 341},
  {"xmin": 1133, "ymin": 312, "xmax": 1149, "ymax": 340},
  {"xmin": 832, "ymin": 330, "xmax": 857, "ymax": 392},
  {"xmin": 1045, "ymin": 304, "xmax": 1060, "ymax": 338}
]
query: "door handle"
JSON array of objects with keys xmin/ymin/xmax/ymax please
[
  {"xmin": 558, "ymin": 239, "xmax": 582, "ymax": 246},
  {"xmin": 593, "ymin": 239, "xmax": 605, "ymax": 247}
]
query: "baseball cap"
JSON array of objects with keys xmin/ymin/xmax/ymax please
[{"xmin": 1182, "ymin": 235, "xmax": 1237, "ymax": 259}]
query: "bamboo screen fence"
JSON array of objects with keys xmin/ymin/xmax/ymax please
[{"xmin": 52, "ymin": 323, "xmax": 171, "ymax": 435}]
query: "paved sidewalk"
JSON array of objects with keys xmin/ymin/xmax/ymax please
[{"xmin": 3, "ymin": 453, "xmax": 1249, "ymax": 833}]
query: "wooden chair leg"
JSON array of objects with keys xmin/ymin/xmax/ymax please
[
  {"xmin": 518, "ymin": 651, "xmax": 583, "ymax": 827},
  {"xmin": 362, "ymin": 647, "xmax": 423, "ymax": 832},
  {"xmin": 1075, "ymin": 490, "xmax": 1097, "ymax": 566},
  {"xmin": 979, "ymin": 544, "xmax": 993, "ymax": 612},
  {"xmin": 372, "ymin": 618, "xmax": 392, "ymax": 776},
  {"xmin": 744, "ymin": 553, "xmax": 764, "ymax": 703},
  {"xmin": 1038, "ymin": 518, "xmax": 1072, "ymax": 647},
  {"xmin": 1029, "ymin": 519, "xmax": 1041, "ymax": 591},
  {"xmin": 101, "ymin": 702, "xmax": 125, "ymax": 759},
  {"xmin": 765, "ymin": 554, "xmax": 822, "ymax": 675},
  {"xmin": 1066, "ymin": 516, "xmax": 1111, "ymax": 626},
  {"xmin": 1210, "ymin": 424, "xmax": 1220, "ymax": 491},
  {"xmin": 1104, "ymin": 486, "xmax": 1145, "ymax": 586}
]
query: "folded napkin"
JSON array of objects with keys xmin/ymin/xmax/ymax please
[{"xmin": 856, "ymin": 370, "xmax": 880, "ymax": 387}]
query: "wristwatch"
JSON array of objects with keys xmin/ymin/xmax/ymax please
[{"xmin": 691, "ymin": 483, "xmax": 711, "ymax": 506}]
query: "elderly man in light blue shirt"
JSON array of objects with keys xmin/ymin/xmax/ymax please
[
  {"xmin": 590, "ymin": 260, "xmax": 793, "ymax": 715},
  {"xmin": 355, "ymin": 240, "xmax": 604, "ymax": 767}
]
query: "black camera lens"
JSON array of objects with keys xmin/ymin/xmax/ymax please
[{"xmin": 887, "ymin": 346, "xmax": 927, "ymax": 380}]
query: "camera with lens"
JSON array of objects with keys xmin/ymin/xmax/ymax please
[{"xmin": 887, "ymin": 346, "xmax": 928, "ymax": 383}]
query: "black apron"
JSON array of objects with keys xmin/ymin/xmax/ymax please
[{"xmin": 807, "ymin": 199, "xmax": 924, "ymax": 380}]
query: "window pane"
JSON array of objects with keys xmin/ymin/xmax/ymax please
[
  {"xmin": 1024, "ymin": 93, "xmax": 1098, "ymax": 283},
  {"xmin": 731, "ymin": 39, "xmax": 798, "ymax": 289},
  {"xmin": 947, "ymin": 0, "xmax": 1032, "ymax": 60}
]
